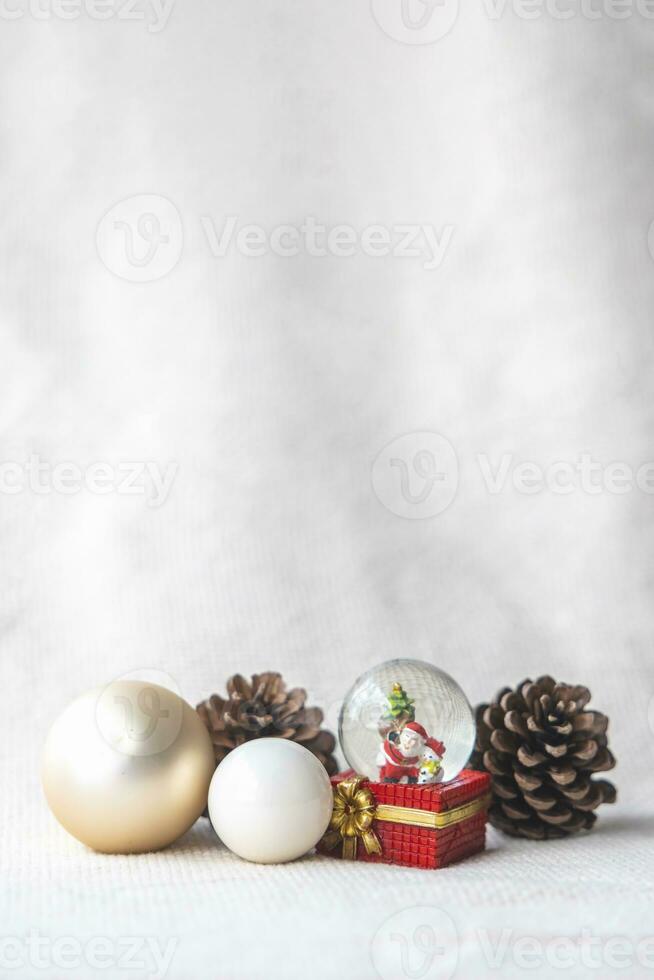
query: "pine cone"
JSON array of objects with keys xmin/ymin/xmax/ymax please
[
  {"xmin": 472, "ymin": 676, "xmax": 616, "ymax": 840},
  {"xmin": 197, "ymin": 671, "xmax": 338, "ymax": 775}
]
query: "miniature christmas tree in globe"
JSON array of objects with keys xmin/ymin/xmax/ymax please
[{"xmin": 380, "ymin": 682, "xmax": 415, "ymax": 735}]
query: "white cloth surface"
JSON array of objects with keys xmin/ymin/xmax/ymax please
[{"xmin": 1, "ymin": 2, "xmax": 653, "ymax": 978}]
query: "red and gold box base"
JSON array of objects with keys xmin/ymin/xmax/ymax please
[{"xmin": 317, "ymin": 769, "xmax": 491, "ymax": 870}]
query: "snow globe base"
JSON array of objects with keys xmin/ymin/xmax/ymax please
[{"xmin": 317, "ymin": 768, "xmax": 491, "ymax": 869}]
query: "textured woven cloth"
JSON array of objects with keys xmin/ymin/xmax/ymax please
[{"xmin": 1, "ymin": 3, "xmax": 653, "ymax": 978}]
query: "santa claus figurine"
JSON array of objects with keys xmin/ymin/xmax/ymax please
[{"xmin": 378, "ymin": 721, "xmax": 429, "ymax": 784}]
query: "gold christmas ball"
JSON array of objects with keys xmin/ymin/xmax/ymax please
[{"xmin": 42, "ymin": 680, "xmax": 215, "ymax": 854}]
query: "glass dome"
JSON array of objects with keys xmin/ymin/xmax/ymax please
[{"xmin": 339, "ymin": 658, "xmax": 476, "ymax": 785}]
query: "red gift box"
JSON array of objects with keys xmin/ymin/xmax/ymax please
[{"xmin": 317, "ymin": 769, "xmax": 491, "ymax": 869}]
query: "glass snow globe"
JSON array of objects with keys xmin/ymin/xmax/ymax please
[{"xmin": 339, "ymin": 659, "xmax": 476, "ymax": 786}]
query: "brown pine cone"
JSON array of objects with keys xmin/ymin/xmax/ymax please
[
  {"xmin": 472, "ymin": 676, "xmax": 616, "ymax": 840},
  {"xmin": 197, "ymin": 671, "xmax": 338, "ymax": 775}
]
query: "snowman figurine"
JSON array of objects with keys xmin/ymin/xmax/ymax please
[{"xmin": 417, "ymin": 737, "xmax": 446, "ymax": 785}]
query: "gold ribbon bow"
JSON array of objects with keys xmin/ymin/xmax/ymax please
[{"xmin": 320, "ymin": 776, "xmax": 383, "ymax": 861}]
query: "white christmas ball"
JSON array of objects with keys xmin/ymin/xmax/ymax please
[{"xmin": 208, "ymin": 739, "xmax": 333, "ymax": 864}]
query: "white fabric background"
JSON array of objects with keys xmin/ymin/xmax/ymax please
[{"xmin": 1, "ymin": 2, "xmax": 653, "ymax": 978}]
